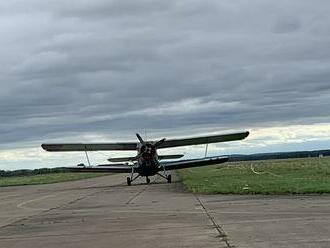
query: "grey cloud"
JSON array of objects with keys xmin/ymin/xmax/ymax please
[
  {"xmin": 0, "ymin": 0, "xmax": 330, "ymax": 148},
  {"xmin": 272, "ymin": 16, "xmax": 301, "ymax": 33}
]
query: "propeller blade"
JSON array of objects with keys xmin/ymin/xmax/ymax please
[
  {"xmin": 136, "ymin": 133, "xmax": 145, "ymax": 145},
  {"xmin": 154, "ymin": 138, "xmax": 166, "ymax": 148}
]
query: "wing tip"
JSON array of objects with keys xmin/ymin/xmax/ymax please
[
  {"xmin": 41, "ymin": 143, "xmax": 59, "ymax": 152},
  {"xmin": 41, "ymin": 144, "xmax": 48, "ymax": 151}
]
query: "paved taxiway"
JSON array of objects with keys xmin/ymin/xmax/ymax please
[{"xmin": 0, "ymin": 174, "xmax": 330, "ymax": 248}]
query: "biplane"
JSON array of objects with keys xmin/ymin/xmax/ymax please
[{"xmin": 41, "ymin": 131, "xmax": 249, "ymax": 185}]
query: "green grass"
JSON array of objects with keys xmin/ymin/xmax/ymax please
[
  {"xmin": 178, "ymin": 157, "xmax": 330, "ymax": 194},
  {"xmin": 0, "ymin": 173, "xmax": 107, "ymax": 187}
]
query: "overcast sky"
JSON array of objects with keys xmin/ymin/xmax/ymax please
[{"xmin": 1, "ymin": 0, "xmax": 330, "ymax": 169}]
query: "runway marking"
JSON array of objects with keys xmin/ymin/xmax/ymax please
[{"xmin": 16, "ymin": 194, "xmax": 57, "ymax": 211}]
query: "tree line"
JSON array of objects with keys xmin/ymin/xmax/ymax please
[
  {"xmin": 0, "ymin": 167, "xmax": 67, "ymax": 178},
  {"xmin": 228, "ymin": 149, "xmax": 330, "ymax": 162}
]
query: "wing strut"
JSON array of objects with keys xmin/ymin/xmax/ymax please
[
  {"xmin": 204, "ymin": 143, "xmax": 209, "ymax": 158},
  {"xmin": 84, "ymin": 146, "xmax": 91, "ymax": 167}
]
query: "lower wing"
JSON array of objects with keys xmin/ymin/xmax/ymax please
[
  {"xmin": 162, "ymin": 156, "xmax": 228, "ymax": 170},
  {"xmin": 65, "ymin": 164, "xmax": 133, "ymax": 173}
]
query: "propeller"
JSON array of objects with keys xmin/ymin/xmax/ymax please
[
  {"xmin": 136, "ymin": 133, "xmax": 166, "ymax": 148},
  {"xmin": 154, "ymin": 138, "xmax": 166, "ymax": 148},
  {"xmin": 136, "ymin": 133, "xmax": 145, "ymax": 145},
  {"xmin": 135, "ymin": 133, "xmax": 166, "ymax": 161}
]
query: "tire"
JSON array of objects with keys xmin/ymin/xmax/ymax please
[
  {"xmin": 167, "ymin": 174, "xmax": 172, "ymax": 183},
  {"xmin": 146, "ymin": 177, "xmax": 151, "ymax": 184},
  {"xmin": 127, "ymin": 177, "xmax": 131, "ymax": 186}
]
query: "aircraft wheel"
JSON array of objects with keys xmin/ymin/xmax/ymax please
[
  {"xmin": 127, "ymin": 177, "xmax": 131, "ymax": 186},
  {"xmin": 167, "ymin": 175, "xmax": 172, "ymax": 183},
  {"xmin": 146, "ymin": 177, "xmax": 151, "ymax": 184}
]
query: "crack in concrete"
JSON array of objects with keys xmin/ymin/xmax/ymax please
[
  {"xmin": 125, "ymin": 178, "xmax": 156, "ymax": 204},
  {"xmin": 195, "ymin": 195, "xmax": 235, "ymax": 248}
]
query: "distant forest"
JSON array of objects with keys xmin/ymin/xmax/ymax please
[
  {"xmin": 228, "ymin": 149, "xmax": 330, "ymax": 162},
  {"xmin": 0, "ymin": 167, "xmax": 67, "ymax": 178}
]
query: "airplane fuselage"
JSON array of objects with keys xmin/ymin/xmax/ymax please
[
  {"xmin": 136, "ymin": 143, "xmax": 161, "ymax": 177},
  {"xmin": 137, "ymin": 159, "xmax": 160, "ymax": 177}
]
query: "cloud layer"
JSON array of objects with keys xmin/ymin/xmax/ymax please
[{"xmin": 0, "ymin": 1, "xmax": 330, "ymax": 168}]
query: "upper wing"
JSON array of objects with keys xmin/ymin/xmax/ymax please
[
  {"xmin": 65, "ymin": 164, "xmax": 133, "ymax": 173},
  {"xmin": 41, "ymin": 131, "xmax": 249, "ymax": 151},
  {"xmin": 157, "ymin": 131, "xmax": 249, "ymax": 149},
  {"xmin": 162, "ymin": 156, "xmax": 228, "ymax": 170},
  {"xmin": 41, "ymin": 142, "xmax": 138, "ymax": 152}
]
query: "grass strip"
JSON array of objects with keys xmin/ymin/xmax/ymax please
[{"xmin": 178, "ymin": 157, "xmax": 330, "ymax": 194}]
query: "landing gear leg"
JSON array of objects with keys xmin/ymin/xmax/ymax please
[
  {"xmin": 156, "ymin": 172, "xmax": 172, "ymax": 183},
  {"xmin": 158, "ymin": 163, "xmax": 171, "ymax": 183},
  {"xmin": 166, "ymin": 174, "xmax": 172, "ymax": 183},
  {"xmin": 127, "ymin": 166, "xmax": 139, "ymax": 186}
]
